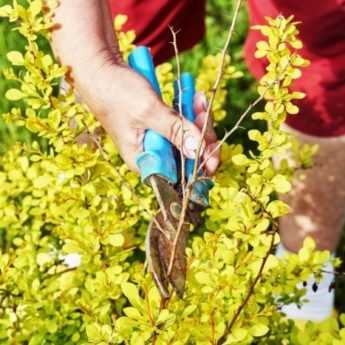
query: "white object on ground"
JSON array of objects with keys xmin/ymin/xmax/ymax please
[
  {"xmin": 276, "ymin": 242, "xmax": 335, "ymax": 322},
  {"xmin": 60, "ymin": 253, "xmax": 82, "ymax": 269}
]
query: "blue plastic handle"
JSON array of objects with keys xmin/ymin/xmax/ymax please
[
  {"xmin": 174, "ymin": 73, "xmax": 196, "ymax": 181},
  {"xmin": 128, "ymin": 46, "xmax": 177, "ymax": 184},
  {"xmin": 174, "ymin": 73, "xmax": 214, "ymax": 207}
]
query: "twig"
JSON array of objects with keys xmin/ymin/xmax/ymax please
[
  {"xmin": 167, "ymin": 0, "xmax": 243, "ymax": 277},
  {"xmin": 169, "ymin": 26, "xmax": 186, "ymax": 197},
  {"xmin": 150, "ymin": 176, "xmax": 169, "ymax": 221},
  {"xmin": 199, "ymin": 94, "xmax": 264, "ymax": 172},
  {"xmin": 153, "ymin": 217, "xmax": 170, "ymax": 240}
]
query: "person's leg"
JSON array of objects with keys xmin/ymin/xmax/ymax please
[
  {"xmin": 275, "ymin": 125, "xmax": 345, "ymax": 321},
  {"xmin": 279, "ymin": 126, "xmax": 345, "ymax": 253}
]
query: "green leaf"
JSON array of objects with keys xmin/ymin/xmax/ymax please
[
  {"xmin": 107, "ymin": 233, "xmax": 125, "ymax": 247},
  {"xmin": 251, "ymin": 324, "xmax": 269, "ymax": 337},
  {"xmin": 121, "ymin": 282, "xmax": 144, "ymax": 310},
  {"xmin": 340, "ymin": 314, "xmax": 345, "ymax": 327},
  {"xmin": 33, "ymin": 175, "xmax": 51, "ymax": 188},
  {"xmin": 232, "ymin": 154, "xmax": 248, "ymax": 166},
  {"xmin": 0, "ymin": 5, "xmax": 12, "ymax": 17},
  {"xmin": 5, "ymin": 89, "xmax": 24, "ymax": 101},
  {"xmin": 272, "ymin": 174, "xmax": 291, "ymax": 193},
  {"xmin": 232, "ymin": 328, "xmax": 248, "ymax": 341},
  {"xmin": 28, "ymin": 334, "xmax": 44, "ymax": 345},
  {"xmin": 86, "ymin": 324, "xmax": 101, "ymax": 342},
  {"xmin": 7, "ymin": 51, "xmax": 24, "ymax": 65}
]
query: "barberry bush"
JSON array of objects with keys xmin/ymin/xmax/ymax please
[{"xmin": 0, "ymin": 1, "xmax": 344, "ymax": 344}]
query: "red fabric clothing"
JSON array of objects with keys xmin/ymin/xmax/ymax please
[
  {"xmin": 245, "ymin": 0, "xmax": 345, "ymax": 137},
  {"xmin": 109, "ymin": 0, "xmax": 206, "ymax": 65},
  {"xmin": 110, "ymin": 0, "xmax": 345, "ymax": 137}
]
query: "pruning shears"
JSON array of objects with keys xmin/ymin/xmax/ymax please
[{"xmin": 128, "ymin": 46, "xmax": 213, "ymax": 298}]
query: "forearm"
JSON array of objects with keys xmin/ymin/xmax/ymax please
[
  {"xmin": 52, "ymin": 0, "xmax": 129, "ymax": 115},
  {"xmin": 52, "ymin": 0, "xmax": 123, "ymax": 79}
]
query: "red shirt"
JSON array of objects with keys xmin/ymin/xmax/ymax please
[
  {"xmin": 245, "ymin": 0, "xmax": 345, "ymax": 137},
  {"xmin": 109, "ymin": 0, "xmax": 206, "ymax": 65}
]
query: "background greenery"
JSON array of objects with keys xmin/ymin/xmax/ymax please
[{"xmin": 0, "ymin": 0, "xmax": 344, "ymax": 313}]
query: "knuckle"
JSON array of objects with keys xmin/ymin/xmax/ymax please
[{"xmin": 136, "ymin": 97, "xmax": 160, "ymax": 126}]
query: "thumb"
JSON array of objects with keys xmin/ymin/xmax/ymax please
[{"xmin": 146, "ymin": 108, "xmax": 205, "ymax": 159}]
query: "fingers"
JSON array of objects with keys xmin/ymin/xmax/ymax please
[
  {"xmin": 195, "ymin": 111, "xmax": 218, "ymax": 143},
  {"xmin": 125, "ymin": 91, "xmax": 219, "ymax": 176},
  {"xmin": 146, "ymin": 106, "xmax": 205, "ymax": 160},
  {"xmin": 193, "ymin": 92, "xmax": 220, "ymax": 176},
  {"xmin": 112, "ymin": 127, "xmax": 143, "ymax": 173},
  {"xmin": 193, "ymin": 92, "xmax": 209, "ymax": 115},
  {"xmin": 204, "ymin": 142, "xmax": 221, "ymax": 176}
]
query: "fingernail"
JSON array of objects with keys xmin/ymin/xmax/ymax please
[
  {"xmin": 183, "ymin": 136, "xmax": 199, "ymax": 159},
  {"xmin": 201, "ymin": 93, "xmax": 209, "ymax": 111}
]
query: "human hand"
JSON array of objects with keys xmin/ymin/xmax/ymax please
[{"xmin": 75, "ymin": 62, "xmax": 220, "ymax": 175}]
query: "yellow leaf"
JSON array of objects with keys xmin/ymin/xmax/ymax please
[
  {"xmin": 121, "ymin": 282, "xmax": 143, "ymax": 310},
  {"xmin": 114, "ymin": 14, "xmax": 128, "ymax": 31},
  {"xmin": 195, "ymin": 272, "xmax": 211, "ymax": 285},
  {"xmin": 108, "ymin": 234, "xmax": 125, "ymax": 247},
  {"xmin": 7, "ymin": 51, "xmax": 24, "ymax": 65},
  {"xmin": 272, "ymin": 174, "xmax": 291, "ymax": 193},
  {"xmin": 286, "ymin": 102, "xmax": 299, "ymax": 115},
  {"xmin": 0, "ymin": 5, "xmax": 11, "ymax": 17},
  {"xmin": 33, "ymin": 175, "xmax": 51, "ymax": 189},
  {"xmin": 251, "ymin": 324, "xmax": 269, "ymax": 337},
  {"xmin": 30, "ymin": 0, "xmax": 42, "ymax": 17},
  {"xmin": 290, "ymin": 39, "xmax": 303, "ymax": 49},
  {"xmin": 232, "ymin": 154, "xmax": 248, "ymax": 166},
  {"xmin": 5, "ymin": 89, "xmax": 23, "ymax": 101},
  {"xmin": 232, "ymin": 328, "xmax": 248, "ymax": 341}
]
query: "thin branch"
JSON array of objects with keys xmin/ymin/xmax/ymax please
[
  {"xmin": 167, "ymin": 0, "xmax": 244, "ymax": 277},
  {"xmin": 199, "ymin": 94, "xmax": 264, "ymax": 172},
  {"xmin": 169, "ymin": 26, "xmax": 186, "ymax": 197},
  {"xmin": 153, "ymin": 217, "xmax": 170, "ymax": 240},
  {"xmin": 150, "ymin": 176, "xmax": 169, "ymax": 221},
  {"xmin": 192, "ymin": 0, "xmax": 243, "ymax": 178}
]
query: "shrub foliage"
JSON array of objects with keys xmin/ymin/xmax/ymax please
[{"xmin": 0, "ymin": 1, "xmax": 344, "ymax": 344}]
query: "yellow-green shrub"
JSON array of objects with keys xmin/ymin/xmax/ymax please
[{"xmin": 0, "ymin": 1, "xmax": 344, "ymax": 344}]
